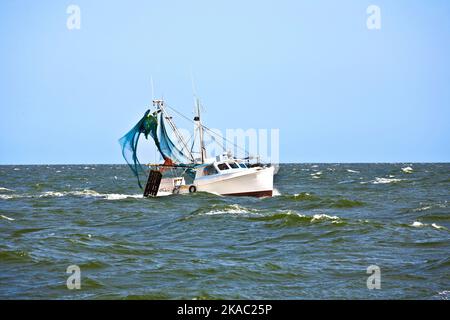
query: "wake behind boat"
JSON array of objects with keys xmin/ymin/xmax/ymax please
[{"xmin": 119, "ymin": 98, "xmax": 274, "ymax": 197}]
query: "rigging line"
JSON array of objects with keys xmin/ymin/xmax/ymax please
[
  {"xmin": 201, "ymin": 125, "xmax": 249, "ymax": 156},
  {"xmin": 192, "ymin": 125, "xmax": 227, "ymax": 156},
  {"xmin": 158, "ymin": 104, "xmax": 194, "ymax": 162},
  {"xmin": 190, "ymin": 126, "xmax": 198, "ymax": 154},
  {"xmin": 184, "ymin": 132, "xmax": 194, "ymax": 148},
  {"xmin": 166, "ymin": 105, "xmax": 195, "ymax": 155},
  {"xmin": 164, "ymin": 103, "xmax": 210, "ymax": 145},
  {"xmin": 165, "ymin": 104, "xmax": 228, "ymax": 151},
  {"xmin": 165, "ymin": 104, "xmax": 249, "ymax": 156}
]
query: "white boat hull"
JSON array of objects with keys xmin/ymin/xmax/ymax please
[{"xmin": 194, "ymin": 166, "xmax": 274, "ymax": 197}]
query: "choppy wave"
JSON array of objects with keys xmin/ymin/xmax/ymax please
[
  {"xmin": 280, "ymin": 193, "xmax": 364, "ymax": 208},
  {"xmin": 311, "ymin": 214, "xmax": 341, "ymax": 223},
  {"xmin": 0, "ymin": 194, "xmax": 17, "ymax": 200},
  {"xmin": 402, "ymin": 166, "xmax": 414, "ymax": 173},
  {"xmin": 1, "ymin": 214, "xmax": 15, "ymax": 221},
  {"xmin": 338, "ymin": 179, "xmax": 356, "ymax": 184},
  {"xmin": 11, "ymin": 227, "xmax": 47, "ymax": 237},
  {"xmin": 246, "ymin": 211, "xmax": 347, "ymax": 228},
  {"xmin": 310, "ymin": 171, "xmax": 322, "ymax": 179},
  {"xmin": 411, "ymin": 221, "xmax": 447, "ymax": 230},
  {"xmin": 0, "ymin": 249, "xmax": 32, "ymax": 262},
  {"xmin": 369, "ymin": 177, "xmax": 404, "ymax": 184},
  {"xmin": 290, "ymin": 192, "xmax": 320, "ymax": 201},
  {"xmin": 413, "ymin": 206, "xmax": 433, "ymax": 212},
  {"xmin": 191, "ymin": 204, "xmax": 259, "ymax": 216},
  {"xmin": 247, "ymin": 210, "xmax": 307, "ymax": 221},
  {"xmin": 332, "ymin": 199, "xmax": 365, "ymax": 208},
  {"xmin": 187, "ymin": 205, "xmax": 346, "ymax": 226},
  {"xmin": 1, "ymin": 163, "xmax": 449, "ymax": 299},
  {"xmin": 437, "ymin": 291, "xmax": 450, "ymax": 300},
  {"xmin": 0, "ymin": 189, "xmax": 142, "ymax": 201},
  {"xmin": 79, "ymin": 260, "xmax": 110, "ymax": 270},
  {"xmin": 67, "ymin": 190, "xmax": 142, "ymax": 200},
  {"xmin": 188, "ymin": 206, "xmax": 448, "ymax": 232}
]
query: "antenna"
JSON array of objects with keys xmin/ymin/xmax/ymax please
[
  {"xmin": 190, "ymin": 69, "xmax": 206, "ymax": 163},
  {"xmin": 190, "ymin": 68, "xmax": 198, "ymax": 112}
]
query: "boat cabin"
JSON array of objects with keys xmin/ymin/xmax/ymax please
[{"xmin": 195, "ymin": 160, "xmax": 249, "ymax": 179}]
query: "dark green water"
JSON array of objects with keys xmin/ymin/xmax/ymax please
[{"xmin": 0, "ymin": 164, "xmax": 449, "ymax": 299}]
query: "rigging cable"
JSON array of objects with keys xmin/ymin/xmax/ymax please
[{"xmin": 164, "ymin": 103, "xmax": 249, "ymax": 157}]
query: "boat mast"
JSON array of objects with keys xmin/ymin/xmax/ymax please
[
  {"xmin": 194, "ymin": 98, "xmax": 206, "ymax": 163},
  {"xmin": 190, "ymin": 74, "xmax": 206, "ymax": 164}
]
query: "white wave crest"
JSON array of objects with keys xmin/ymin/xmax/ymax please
[
  {"xmin": 311, "ymin": 214, "xmax": 341, "ymax": 222},
  {"xmin": 411, "ymin": 221, "xmax": 446, "ymax": 230},
  {"xmin": 372, "ymin": 177, "xmax": 403, "ymax": 184},
  {"xmin": 70, "ymin": 190, "xmax": 141, "ymax": 200},
  {"xmin": 0, "ymin": 194, "xmax": 18, "ymax": 200},
  {"xmin": 70, "ymin": 190, "xmax": 102, "ymax": 197},
  {"xmin": 0, "ymin": 187, "xmax": 14, "ymax": 192},
  {"xmin": 104, "ymin": 193, "xmax": 142, "ymax": 200},
  {"xmin": 202, "ymin": 204, "xmax": 258, "ymax": 216},
  {"xmin": 401, "ymin": 166, "xmax": 413, "ymax": 173},
  {"xmin": 0, "ymin": 214, "xmax": 15, "ymax": 221},
  {"xmin": 411, "ymin": 221, "xmax": 425, "ymax": 227},
  {"xmin": 431, "ymin": 223, "xmax": 446, "ymax": 230},
  {"xmin": 438, "ymin": 291, "xmax": 450, "ymax": 300},
  {"xmin": 346, "ymin": 169, "xmax": 360, "ymax": 173},
  {"xmin": 1, "ymin": 189, "xmax": 142, "ymax": 201},
  {"xmin": 338, "ymin": 180, "xmax": 355, "ymax": 184},
  {"xmin": 412, "ymin": 206, "xmax": 432, "ymax": 212},
  {"xmin": 39, "ymin": 189, "xmax": 142, "ymax": 200},
  {"xmin": 39, "ymin": 191, "xmax": 66, "ymax": 198},
  {"xmin": 283, "ymin": 210, "xmax": 306, "ymax": 218},
  {"xmin": 310, "ymin": 171, "xmax": 322, "ymax": 179}
]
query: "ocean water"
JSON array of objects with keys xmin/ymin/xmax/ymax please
[{"xmin": 0, "ymin": 163, "xmax": 449, "ymax": 300}]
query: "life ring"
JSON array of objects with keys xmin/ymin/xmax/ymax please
[{"xmin": 189, "ymin": 185, "xmax": 197, "ymax": 193}]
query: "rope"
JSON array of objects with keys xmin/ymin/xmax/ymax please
[{"xmin": 165, "ymin": 104, "xmax": 249, "ymax": 157}]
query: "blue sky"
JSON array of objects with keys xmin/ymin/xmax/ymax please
[{"xmin": 0, "ymin": 0, "xmax": 449, "ymax": 164}]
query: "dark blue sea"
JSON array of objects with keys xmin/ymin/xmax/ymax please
[{"xmin": 0, "ymin": 163, "xmax": 449, "ymax": 299}]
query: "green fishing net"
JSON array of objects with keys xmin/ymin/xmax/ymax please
[
  {"xmin": 119, "ymin": 110, "xmax": 158, "ymax": 188},
  {"xmin": 119, "ymin": 109, "xmax": 194, "ymax": 188}
]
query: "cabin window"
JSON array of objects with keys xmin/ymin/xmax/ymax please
[
  {"xmin": 217, "ymin": 163, "xmax": 230, "ymax": 171},
  {"xmin": 239, "ymin": 163, "xmax": 247, "ymax": 169},
  {"xmin": 229, "ymin": 162, "xmax": 239, "ymax": 169},
  {"xmin": 203, "ymin": 165, "xmax": 218, "ymax": 176}
]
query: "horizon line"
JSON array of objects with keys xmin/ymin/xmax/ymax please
[{"xmin": 0, "ymin": 162, "xmax": 449, "ymax": 166}]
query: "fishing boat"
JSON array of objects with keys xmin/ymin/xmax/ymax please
[{"xmin": 119, "ymin": 98, "xmax": 274, "ymax": 197}]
